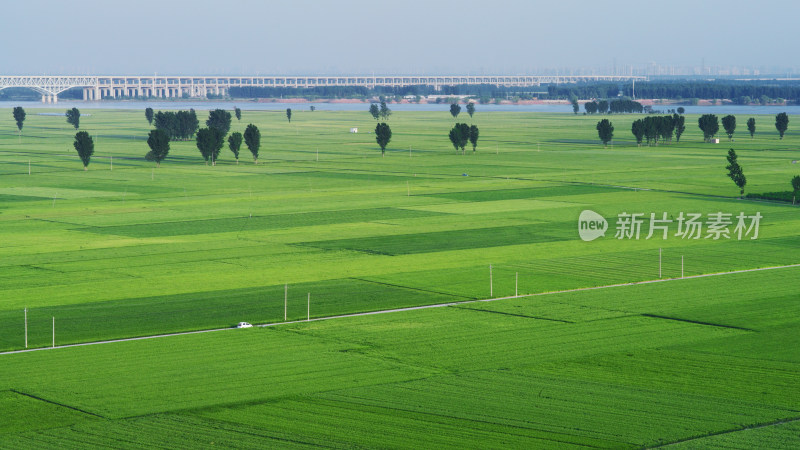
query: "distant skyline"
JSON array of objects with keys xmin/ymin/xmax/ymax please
[{"xmin": 2, "ymin": 0, "xmax": 798, "ymax": 76}]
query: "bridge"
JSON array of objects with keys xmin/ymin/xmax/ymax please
[{"xmin": 0, "ymin": 75, "xmax": 647, "ymax": 103}]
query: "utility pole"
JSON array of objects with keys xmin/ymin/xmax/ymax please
[
  {"xmin": 307, "ymin": 293, "xmax": 310, "ymax": 321},
  {"xmin": 284, "ymin": 284, "xmax": 287, "ymax": 321},
  {"xmin": 489, "ymin": 265, "xmax": 493, "ymax": 298},
  {"xmin": 24, "ymin": 308, "xmax": 28, "ymax": 349},
  {"xmin": 52, "ymin": 317, "xmax": 55, "ymax": 348}
]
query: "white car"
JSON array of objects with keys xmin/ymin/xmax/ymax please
[{"xmin": 236, "ymin": 322, "xmax": 253, "ymax": 329}]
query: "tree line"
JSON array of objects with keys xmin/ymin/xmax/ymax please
[
  {"xmin": 62, "ymin": 107, "xmax": 261, "ymax": 170},
  {"xmin": 697, "ymin": 112, "xmax": 789, "ymax": 142},
  {"xmin": 596, "ymin": 112, "xmax": 789, "ymax": 147},
  {"xmin": 548, "ymin": 81, "xmax": 800, "ymax": 101},
  {"xmin": 369, "ymin": 101, "xmax": 392, "ymax": 120},
  {"xmin": 630, "ymin": 115, "xmax": 686, "ymax": 146},
  {"xmin": 584, "ymin": 99, "xmax": 644, "ymax": 114},
  {"xmin": 152, "ymin": 110, "xmax": 200, "ymax": 140},
  {"xmin": 366, "ymin": 101, "xmax": 481, "ymax": 156},
  {"xmin": 448, "ymin": 123, "xmax": 479, "ymax": 154}
]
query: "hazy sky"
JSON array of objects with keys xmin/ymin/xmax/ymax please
[{"xmin": 2, "ymin": 0, "xmax": 798, "ymax": 75}]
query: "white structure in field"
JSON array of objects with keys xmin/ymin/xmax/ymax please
[
  {"xmin": 350, "ymin": 127, "xmax": 358, "ymax": 133},
  {"xmin": 0, "ymin": 74, "xmax": 647, "ymax": 103}
]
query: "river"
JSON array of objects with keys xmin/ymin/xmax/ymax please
[{"xmin": 3, "ymin": 100, "xmax": 799, "ymax": 115}]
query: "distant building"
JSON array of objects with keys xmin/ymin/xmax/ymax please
[{"xmin": 350, "ymin": 127, "xmax": 358, "ymax": 133}]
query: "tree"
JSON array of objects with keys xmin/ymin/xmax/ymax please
[
  {"xmin": 726, "ymin": 148, "xmax": 746, "ymax": 197},
  {"xmin": 206, "ymin": 109, "xmax": 231, "ymax": 136},
  {"xmin": 596, "ymin": 119, "xmax": 614, "ymax": 147},
  {"xmin": 677, "ymin": 107, "xmax": 685, "ymax": 114},
  {"xmin": 792, "ymin": 175, "xmax": 800, "ymax": 205},
  {"xmin": 310, "ymin": 105, "xmax": 316, "ymax": 112},
  {"xmin": 569, "ymin": 95, "xmax": 579, "ymax": 114},
  {"xmin": 658, "ymin": 115, "xmax": 675, "ymax": 143},
  {"xmin": 448, "ymin": 123, "xmax": 470, "ymax": 154},
  {"xmin": 379, "ymin": 101, "xmax": 391, "ymax": 120},
  {"xmin": 375, "ymin": 123, "xmax": 392, "ymax": 156},
  {"xmin": 66, "ymin": 107, "xmax": 80, "ymax": 129},
  {"xmin": 721, "ymin": 115, "xmax": 736, "ymax": 141},
  {"xmin": 673, "ymin": 114, "xmax": 686, "ymax": 142},
  {"xmin": 228, "ymin": 132, "xmax": 243, "ymax": 164},
  {"xmin": 698, "ymin": 114, "xmax": 719, "ymax": 142},
  {"xmin": 792, "ymin": 175, "xmax": 800, "ymax": 204},
  {"xmin": 468, "ymin": 125, "xmax": 479, "ymax": 152},
  {"xmin": 12, "ymin": 106, "xmax": 25, "ymax": 134},
  {"xmin": 73, "ymin": 131, "xmax": 94, "ymax": 170},
  {"xmin": 747, "ymin": 118, "xmax": 756, "ymax": 138},
  {"xmin": 244, "ymin": 124, "xmax": 261, "ymax": 164},
  {"xmin": 369, "ymin": 103, "xmax": 380, "ymax": 120},
  {"xmin": 450, "ymin": 103, "xmax": 461, "ymax": 118},
  {"xmin": 466, "ymin": 102, "xmax": 475, "ymax": 118},
  {"xmin": 448, "ymin": 128, "xmax": 460, "ymax": 152},
  {"xmin": 234, "ymin": 107, "xmax": 242, "ymax": 121},
  {"xmin": 584, "ymin": 101, "xmax": 597, "ymax": 114},
  {"xmin": 180, "ymin": 109, "xmax": 199, "ymax": 140},
  {"xmin": 145, "ymin": 107, "xmax": 154, "ymax": 125},
  {"xmin": 145, "ymin": 129, "xmax": 170, "ymax": 167},
  {"xmin": 643, "ymin": 117, "xmax": 658, "ymax": 145},
  {"xmin": 286, "ymin": 108, "xmax": 292, "ymax": 123},
  {"xmin": 775, "ymin": 112, "xmax": 789, "ymax": 139},
  {"xmin": 196, "ymin": 127, "xmax": 224, "ymax": 165},
  {"xmin": 631, "ymin": 119, "xmax": 645, "ymax": 146},
  {"xmin": 597, "ymin": 100, "xmax": 609, "ymax": 114}
]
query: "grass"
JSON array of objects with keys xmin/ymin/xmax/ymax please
[
  {"xmin": 0, "ymin": 106, "xmax": 798, "ymax": 447},
  {"xmin": 0, "ymin": 268, "xmax": 798, "ymax": 447}
]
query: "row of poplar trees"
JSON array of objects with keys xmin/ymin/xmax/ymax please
[{"xmin": 144, "ymin": 107, "xmax": 262, "ymax": 166}]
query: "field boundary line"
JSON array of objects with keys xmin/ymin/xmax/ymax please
[
  {"xmin": 640, "ymin": 314, "xmax": 755, "ymax": 332},
  {"xmin": 350, "ymin": 277, "xmax": 477, "ymax": 301},
  {"xmin": 650, "ymin": 415, "xmax": 800, "ymax": 448},
  {"xmin": 452, "ymin": 305, "xmax": 574, "ymax": 323},
  {"xmin": 9, "ymin": 388, "xmax": 106, "ymax": 419},
  {"xmin": 2, "ymin": 262, "xmax": 799, "ymax": 357}
]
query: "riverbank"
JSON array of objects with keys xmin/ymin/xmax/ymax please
[{"xmin": 2, "ymin": 99, "xmax": 798, "ymax": 115}]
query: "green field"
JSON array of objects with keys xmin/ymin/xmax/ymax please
[{"xmin": 0, "ymin": 106, "xmax": 798, "ymax": 447}]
